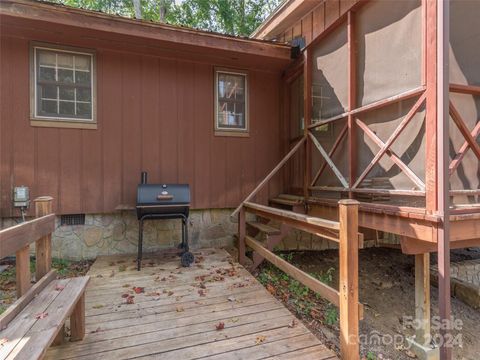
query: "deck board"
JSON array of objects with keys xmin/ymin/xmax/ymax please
[{"xmin": 45, "ymin": 248, "xmax": 336, "ymax": 360}]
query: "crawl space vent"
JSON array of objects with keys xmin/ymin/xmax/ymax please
[{"xmin": 61, "ymin": 214, "xmax": 85, "ymax": 226}]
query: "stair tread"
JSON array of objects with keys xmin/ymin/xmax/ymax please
[
  {"xmin": 277, "ymin": 194, "xmax": 305, "ymax": 201},
  {"xmin": 269, "ymin": 197, "xmax": 304, "ymax": 206},
  {"xmin": 246, "ymin": 221, "xmax": 281, "ymax": 235}
]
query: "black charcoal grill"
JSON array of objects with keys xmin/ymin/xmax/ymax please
[{"xmin": 136, "ymin": 172, "xmax": 194, "ymax": 270}]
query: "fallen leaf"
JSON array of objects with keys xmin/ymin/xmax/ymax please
[
  {"xmin": 55, "ymin": 285, "xmax": 65, "ymax": 291},
  {"xmin": 215, "ymin": 322, "xmax": 225, "ymax": 330},
  {"xmin": 266, "ymin": 284, "xmax": 276, "ymax": 295},
  {"xmin": 227, "ymin": 296, "xmax": 236, "ymax": 302},
  {"xmin": 255, "ymin": 335, "xmax": 266, "ymax": 345},
  {"xmin": 121, "ymin": 293, "xmax": 130, "ymax": 298},
  {"xmin": 230, "ymin": 317, "xmax": 239, "ymax": 323},
  {"xmin": 92, "ymin": 304, "xmax": 104, "ymax": 309},
  {"xmin": 126, "ymin": 295, "xmax": 135, "ymax": 304},
  {"xmin": 109, "ymin": 270, "xmax": 115, "ymax": 278},
  {"xmin": 118, "ymin": 265, "xmax": 127, "ymax": 272},
  {"xmin": 122, "ymin": 284, "xmax": 131, "ymax": 288},
  {"xmin": 176, "ymin": 306, "xmax": 184, "ymax": 312},
  {"xmin": 288, "ymin": 319, "xmax": 297, "ymax": 328},
  {"xmin": 133, "ymin": 287, "xmax": 145, "ymax": 294},
  {"xmin": 0, "ymin": 338, "xmax": 8, "ymax": 347},
  {"xmin": 35, "ymin": 312, "xmax": 48, "ymax": 319},
  {"xmin": 198, "ymin": 289, "xmax": 206, "ymax": 297},
  {"xmin": 168, "ymin": 291, "xmax": 174, "ymax": 296}
]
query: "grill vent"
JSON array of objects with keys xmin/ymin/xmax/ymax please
[{"xmin": 61, "ymin": 214, "xmax": 85, "ymax": 226}]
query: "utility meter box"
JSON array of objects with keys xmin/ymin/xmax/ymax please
[{"xmin": 13, "ymin": 186, "xmax": 30, "ymax": 208}]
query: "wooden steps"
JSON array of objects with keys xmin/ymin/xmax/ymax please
[
  {"xmin": 246, "ymin": 221, "xmax": 280, "ymax": 235},
  {"xmin": 269, "ymin": 196, "xmax": 303, "ymax": 208}
]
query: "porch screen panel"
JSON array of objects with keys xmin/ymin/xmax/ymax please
[
  {"xmin": 356, "ymin": 0, "xmax": 422, "ymax": 106},
  {"xmin": 310, "ymin": 25, "xmax": 349, "ymax": 189},
  {"xmin": 449, "ymin": 0, "xmax": 480, "ymax": 204},
  {"xmin": 311, "ymin": 25, "xmax": 348, "ymax": 121}
]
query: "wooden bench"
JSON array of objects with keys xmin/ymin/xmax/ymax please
[{"xmin": 0, "ymin": 197, "xmax": 89, "ymax": 360}]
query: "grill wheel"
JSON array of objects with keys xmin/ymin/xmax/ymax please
[{"xmin": 181, "ymin": 251, "xmax": 195, "ymax": 267}]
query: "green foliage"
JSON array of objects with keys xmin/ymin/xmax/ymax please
[
  {"xmin": 0, "ymin": 305, "xmax": 6, "ymax": 315},
  {"xmin": 48, "ymin": 0, "xmax": 284, "ymax": 36},
  {"xmin": 324, "ymin": 305, "xmax": 338, "ymax": 325},
  {"xmin": 366, "ymin": 351, "xmax": 376, "ymax": 360},
  {"xmin": 52, "ymin": 258, "xmax": 71, "ymax": 276},
  {"xmin": 314, "ymin": 267, "xmax": 335, "ymax": 285}
]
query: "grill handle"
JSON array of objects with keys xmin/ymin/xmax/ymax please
[{"xmin": 141, "ymin": 171, "xmax": 148, "ymax": 184}]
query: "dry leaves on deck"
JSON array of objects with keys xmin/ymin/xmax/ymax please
[
  {"xmin": 92, "ymin": 304, "xmax": 104, "ymax": 309},
  {"xmin": 35, "ymin": 312, "xmax": 48, "ymax": 319},
  {"xmin": 133, "ymin": 286, "xmax": 145, "ymax": 294},
  {"xmin": 255, "ymin": 335, "xmax": 266, "ymax": 345},
  {"xmin": 215, "ymin": 322, "xmax": 225, "ymax": 330},
  {"xmin": 55, "ymin": 285, "xmax": 65, "ymax": 291}
]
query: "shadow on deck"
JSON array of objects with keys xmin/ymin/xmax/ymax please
[{"xmin": 45, "ymin": 248, "xmax": 336, "ymax": 360}]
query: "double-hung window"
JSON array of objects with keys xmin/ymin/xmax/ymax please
[
  {"xmin": 215, "ymin": 68, "xmax": 248, "ymax": 136},
  {"xmin": 31, "ymin": 43, "xmax": 96, "ymax": 129}
]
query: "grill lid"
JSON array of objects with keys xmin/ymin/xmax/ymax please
[{"xmin": 137, "ymin": 184, "xmax": 190, "ymax": 206}]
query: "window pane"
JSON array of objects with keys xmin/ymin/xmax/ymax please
[
  {"xmin": 59, "ymin": 87, "xmax": 75, "ymax": 101},
  {"xmin": 216, "ymin": 72, "xmax": 247, "ymax": 131},
  {"xmin": 38, "ymin": 51, "xmax": 56, "ymax": 66},
  {"xmin": 57, "ymin": 53, "xmax": 73, "ymax": 68},
  {"xmin": 39, "ymin": 67, "xmax": 56, "ymax": 81},
  {"xmin": 40, "ymin": 99, "xmax": 57, "ymax": 114},
  {"xmin": 59, "ymin": 101, "xmax": 75, "ymax": 115},
  {"xmin": 34, "ymin": 47, "xmax": 94, "ymax": 122},
  {"xmin": 41, "ymin": 84, "xmax": 57, "ymax": 99},
  {"xmin": 75, "ymin": 55, "xmax": 90, "ymax": 71},
  {"xmin": 76, "ymin": 88, "xmax": 91, "ymax": 102},
  {"xmin": 76, "ymin": 102, "xmax": 92, "ymax": 118},
  {"xmin": 75, "ymin": 71, "xmax": 91, "ymax": 85},
  {"xmin": 58, "ymin": 69, "xmax": 74, "ymax": 83}
]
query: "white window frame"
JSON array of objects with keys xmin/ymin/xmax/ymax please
[
  {"xmin": 214, "ymin": 68, "xmax": 249, "ymax": 137},
  {"xmin": 30, "ymin": 42, "xmax": 97, "ymax": 129}
]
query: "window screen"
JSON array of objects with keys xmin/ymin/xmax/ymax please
[{"xmin": 34, "ymin": 46, "xmax": 94, "ymax": 121}]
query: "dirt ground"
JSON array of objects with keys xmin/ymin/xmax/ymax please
[{"xmin": 247, "ymin": 247, "xmax": 480, "ymax": 360}]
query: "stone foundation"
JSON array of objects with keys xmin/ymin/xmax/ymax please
[{"xmin": 0, "ymin": 209, "xmax": 237, "ymax": 260}]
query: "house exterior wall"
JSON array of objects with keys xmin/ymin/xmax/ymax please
[
  {"xmin": 0, "ymin": 29, "xmax": 284, "ymax": 218},
  {"xmin": 273, "ymin": 0, "xmax": 360, "ymax": 47}
]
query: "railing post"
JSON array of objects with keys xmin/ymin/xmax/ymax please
[
  {"xmin": 15, "ymin": 245, "xmax": 31, "ymax": 297},
  {"xmin": 338, "ymin": 199, "xmax": 360, "ymax": 360},
  {"xmin": 238, "ymin": 206, "xmax": 246, "ymax": 265},
  {"xmin": 34, "ymin": 196, "xmax": 53, "ymax": 280}
]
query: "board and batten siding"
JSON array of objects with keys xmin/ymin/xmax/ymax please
[{"xmin": 0, "ymin": 35, "xmax": 283, "ymax": 217}]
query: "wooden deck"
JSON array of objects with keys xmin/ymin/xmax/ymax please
[{"xmin": 45, "ymin": 248, "xmax": 337, "ymax": 360}]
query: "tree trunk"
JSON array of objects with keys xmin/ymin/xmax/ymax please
[
  {"xmin": 159, "ymin": 0, "xmax": 168, "ymax": 23},
  {"xmin": 133, "ymin": 0, "xmax": 142, "ymax": 19}
]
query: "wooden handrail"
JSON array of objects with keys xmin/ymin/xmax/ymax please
[
  {"xmin": 231, "ymin": 136, "xmax": 306, "ymax": 218},
  {"xmin": 310, "ymin": 186, "xmax": 426, "ymax": 197},
  {"xmin": 449, "ymin": 83, "xmax": 480, "ymax": 96},
  {"xmin": 244, "ymin": 201, "xmax": 339, "ymax": 230},
  {"xmin": 308, "ymin": 86, "xmax": 426, "ymax": 130},
  {"xmin": 0, "ymin": 213, "xmax": 55, "ymax": 258},
  {"xmin": 238, "ymin": 200, "xmax": 362, "ymax": 358}
]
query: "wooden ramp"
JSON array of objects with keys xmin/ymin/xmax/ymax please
[{"xmin": 45, "ymin": 248, "xmax": 336, "ymax": 360}]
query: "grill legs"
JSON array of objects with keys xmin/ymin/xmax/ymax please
[
  {"xmin": 137, "ymin": 214, "xmax": 191, "ymax": 270},
  {"xmin": 137, "ymin": 219, "xmax": 144, "ymax": 271}
]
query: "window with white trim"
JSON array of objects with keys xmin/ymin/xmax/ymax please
[
  {"xmin": 31, "ymin": 44, "xmax": 95, "ymax": 126},
  {"xmin": 215, "ymin": 69, "xmax": 248, "ymax": 136}
]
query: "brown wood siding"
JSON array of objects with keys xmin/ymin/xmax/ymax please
[
  {"xmin": 275, "ymin": 0, "xmax": 360, "ymax": 48},
  {"xmin": 0, "ymin": 34, "xmax": 283, "ymax": 216}
]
